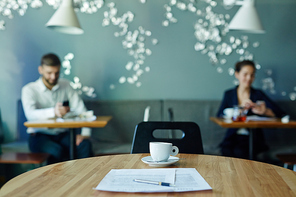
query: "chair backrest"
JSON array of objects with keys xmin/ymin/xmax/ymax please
[
  {"xmin": 131, "ymin": 121, "xmax": 204, "ymax": 154},
  {"xmin": 143, "ymin": 106, "xmax": 150, "ymax": 122}
]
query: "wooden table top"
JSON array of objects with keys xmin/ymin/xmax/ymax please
[
  {"xmin": 210, "ymin": 117, "xmax": 296, "ymax": 129},
  {"xmin": 24, "ymin": 116, "xmax": 112, "ymax": 128},
  {"xmin": 1, "ymin": 154, "xmax": 296, "ymax": 197}
]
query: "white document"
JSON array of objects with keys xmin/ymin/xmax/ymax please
[
  {"xmin": 94, "ymin": 168, "xmax": 212, "ymax": 193},
  {"xmin": 246, "ymin": 115, "xmax": 276, "ymax": 121},
  {"xmin": 56, "ymin": 115, "xmax": 96, "ymax": 122}
]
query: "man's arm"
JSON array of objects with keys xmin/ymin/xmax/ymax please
[
  {"xmin": 21, "ymin": 86, "xmax": 56, "ymax": 120},
  {"xmin": 76, "ymin": 128, "xmax": 91, "ymax": 145}
]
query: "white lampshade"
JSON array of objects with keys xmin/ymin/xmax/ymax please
[
  {"xmin": 228, "ymin": 0, "xmax": 265, "ymax": 34},
  {"xmin": 46, "ymin": 0, "xmax": 83, "ymax": 35}
]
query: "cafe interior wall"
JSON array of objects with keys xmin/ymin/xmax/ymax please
[{"xmin": 0, "ymin": 0, "xmax": 295, "ymax": 142}]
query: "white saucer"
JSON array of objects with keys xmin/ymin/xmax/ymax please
[{"xmin": 141, "ymin": 156, "xmax": 179, "ymax": 167}]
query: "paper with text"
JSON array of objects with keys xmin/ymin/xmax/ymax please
[
  {"xmin": 94, "ymin": 168, "xmax": 212, "ymax": 193},
  {"xmin": 246, "ymin": 115, "xmax": 276, "ymax": 121}
]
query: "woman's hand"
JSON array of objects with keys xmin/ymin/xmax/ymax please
[
  {"xmin": 251, "ymin": 101, "xmax": 266, "ymax": 115},
  {"xmin": 244, "ymin": 100, "xmax": 275, "ymax": 117},
  {"xmin": 241, "ymin": 100, "xmax": 275, "ymax": 117},
  {"xmin": 241, "ymin": 99, "xmax": 256, "ymax": 110}
]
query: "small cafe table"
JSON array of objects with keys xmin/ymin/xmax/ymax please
[
  {"xmin": 210, "ymin": 117, "xmax": 296, "ymax": 160},
  {"xmin": 0, "ymin": 153, "xmax": 296, "ymax": 197},
  {"xmin": 24, "ymin": 116, "xmax": 112, "ymax": 159}
]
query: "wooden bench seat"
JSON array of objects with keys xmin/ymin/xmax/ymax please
[
  {"xmin": 0, "ymin": 106, "xmax": 49, "ymax": 166},
  {"xmin": 276, "ymin": 153, "xmax": 296, "ymax": 171},
  {"xmin": 0, "ymin": 152, "xmax": 49, "ymax": 164}
]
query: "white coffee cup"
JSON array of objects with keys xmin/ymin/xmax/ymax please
[
  {"xmin": 79, "ymin": 110, "xmax": 94, "ymax": 119},
  {"xmin": 149, "ymin": 142, "xmax": 179, "ymax": 162},
  {"xmin": 223, "ymin": 108, "xmax": 234, "ymax": 119}
]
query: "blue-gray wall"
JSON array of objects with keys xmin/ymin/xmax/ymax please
[{"xmin": 0, "ymin": 0, "xmax": 295, "ymax": 142}]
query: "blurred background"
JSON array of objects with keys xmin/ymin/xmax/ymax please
[{"xmin": 0, "ymin": 0, "xmax": 295, "ymax": 142}]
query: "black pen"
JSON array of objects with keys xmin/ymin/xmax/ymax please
[{"xmin": 133, "ymin": 179, "xmax": 175, "ymax": 187}]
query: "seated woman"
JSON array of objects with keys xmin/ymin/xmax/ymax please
[{"xmin": 216, "ymin": 60, "xmax": 286, "ymax": 159}]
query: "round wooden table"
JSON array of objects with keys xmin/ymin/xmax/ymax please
[{"xmin": 0, "ymin": 154, "xmax": 296, "ymax": 197}]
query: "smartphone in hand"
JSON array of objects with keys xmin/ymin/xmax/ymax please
[{"xmin": 62, "ymin": 100, "xmax": 69, "ymax": 107}]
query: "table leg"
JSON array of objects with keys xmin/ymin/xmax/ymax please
[
  {"xmin": 249, "ymin": 129, "xmax": 253, "ymax": 160},
  {"xmin": 69, "ymin": 128, "xmax": 77, "ymax": 160}
]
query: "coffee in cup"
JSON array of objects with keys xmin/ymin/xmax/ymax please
[{"xmin": 149, "ymin": 142, "xmax": 179, "ymax": 162}]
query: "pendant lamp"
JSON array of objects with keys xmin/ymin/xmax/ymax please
[
  {"xmin": 228, "ymin": 0, "xmax": 265, "ymax": 34},
  {"xmin": 46, "ymin": 0, "xmax": 84, "ymax": 35}
]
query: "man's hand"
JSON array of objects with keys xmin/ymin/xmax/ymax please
[
  {"xmin": 76, "ymin": 135, "xmax": 89, "ymax": 146},
  {"xmin": 54, "ymin": 102, "xmax": 70, "ymax": 118}
]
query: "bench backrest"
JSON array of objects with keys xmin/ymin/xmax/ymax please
[{"xmin": 17, "ymin": 100, "xmax": 28, "ymax": 141}]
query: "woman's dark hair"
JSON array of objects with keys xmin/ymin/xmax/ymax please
[
  {"xmin": 41, "ymin": 53, "xmax": 61, "ymax": 66},
  {"xmin": 235, "ymin": 60, "xmax": 256, "ymax": 72}
]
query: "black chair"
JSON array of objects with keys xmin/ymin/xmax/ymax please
[{"xmin": 131, "ymin": 121, "xmax": 204, "ymax": 154}]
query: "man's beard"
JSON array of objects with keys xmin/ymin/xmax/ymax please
[{"xmin": 44, "ymin": 77, "xmax": 58, "ymax": 86}]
